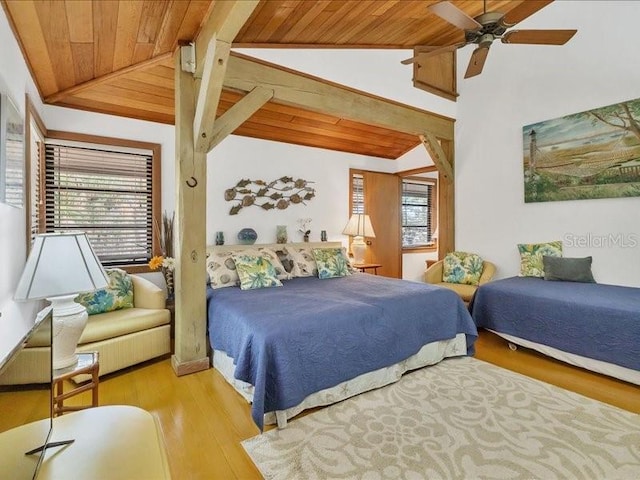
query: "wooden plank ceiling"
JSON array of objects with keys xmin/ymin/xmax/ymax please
[{"xmin": 2, "ymin": 0, "xmax": 538, "ymax": 159}]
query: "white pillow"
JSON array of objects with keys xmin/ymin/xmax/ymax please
[
  {"xmin": 284, "ymin": 245, "xmax": 317, "ymax": 277},
  {"xmin": 206, "ymin": 247, "xmax": 291, "ymax": 289}
]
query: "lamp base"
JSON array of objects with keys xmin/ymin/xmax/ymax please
[
  {"xmin": 351, "ymin": 236, "xmax": 367, "ymax": 265},
  {"xmin": 49, "ymin": 294, "xmax": 88, "ymax": 370}
]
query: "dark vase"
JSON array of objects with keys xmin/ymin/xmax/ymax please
[{"xmin": 237, "ymin": 228, "xmax": 258, "ymax": 245}]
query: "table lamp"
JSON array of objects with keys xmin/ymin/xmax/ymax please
[
  {"xmin": 14, "ymin": 233, "xmax": 108, "ymax": 369},
  {"xmin": 342, "ymin": 214, "xmax": 376, "ymax": 265}
]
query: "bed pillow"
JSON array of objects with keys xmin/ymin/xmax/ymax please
[
  {"xmin": 312, "ymin": 248, "xmax": 351, "ymax": 279},
  {"xmin": 206, "ymin": 250, "xmax": 240, "ymax": 289},
  {"xmin": 76, "ymin": 268, "xmax": 134, "ymax": 315},
  {"xmin": 518, "ymin": 241, "xmax": 563, "ymax": 277},
  {"xmin": 543, "ymin": 256, "xmax": 595, "ymax": 283},
  {"xmin": 442, "ymin": 252, "xmax": 484, "ymax": 286},
  {"xmin": 232, "ymin": 253, "xmax": 283, "ymax": 290},
  {"xmin": 284, "ymin": 245, "xmax": 318, "ymax": 277},
  {"xmin": 207, "ymin": 247, "xmax": 291, "ymax": 288}
]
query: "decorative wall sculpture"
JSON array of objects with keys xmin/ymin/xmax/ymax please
[
  {"xmin": 523, "ymin": 97, "xmax": 640, "ymax": 203},
  {"xmin": 224, "ymin": 177, "xmax": 316, "ymax": 215}
]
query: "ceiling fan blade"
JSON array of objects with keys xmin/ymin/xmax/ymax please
[
  {"xmin": 501, "ymin": 0, "xmax": 553, "ymax": 27},
  {"xmin": 502, "ymin": 29, "xmax": 577, "ymax": 45},
  {"xmin": 428, "ymin": 1, "xmax": 482, "ymax": 31},
  {"xmin": 400, "ymin": 43, "xmax": 464, "ymax": 65},
  {"xmin": 464, "ymin": 46, "xmax": 489, "ymax": 79}
]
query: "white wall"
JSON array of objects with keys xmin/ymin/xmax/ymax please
[
  {"xmin": 207, "ymin": 135, "xmax": 395, "ymax": 247},
  {"xmin": 455, "ymin": 0, "xmax": 640, "ymax": 286}
]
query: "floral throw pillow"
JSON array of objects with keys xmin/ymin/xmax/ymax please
[
  {"xmin": 232, "ymin": 254, "xmax": 283, "ymax": 290},
  {"xmin": 312, "ymin": 248, "xmax": 351, "ymax": 279},
  {"xmin": 284, "ymin": 245, "xmax": 318, "ymax": 277},
  {"xmin": 518, "ymin": 241, "xmax": 563, "ymax": 277},
  {"xmin": 76, "ymin": 268, "xmax": 134, "ymax": 315},
  {"xmin": 442, "ymin": 252, "xmax": 484, "ymax": 286}
]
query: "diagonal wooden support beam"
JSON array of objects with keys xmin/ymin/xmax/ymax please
[
  {"xmin": 194, "ymin": 0, "xmax": 259, "ymax": 79},
  {"xmin": 206, "ymin": 86, "xmax": 274, "ymax": 153},
  {"xmin": 419, "ymin": 133, "xmax": 453, "ymax": 182},
  {"xmin": 193, "ymin": 36, "xmax": 230, "ymax": 153},
  {"xmin": 223, "ymin": 53, "xmax": 454, "ymax": 141}
]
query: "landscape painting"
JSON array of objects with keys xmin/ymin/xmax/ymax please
[{"xmin": 523, "ymin": 98, "xmax": 640, "ymax": 203}]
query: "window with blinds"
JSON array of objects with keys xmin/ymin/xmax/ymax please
[
  {"xmin": 351, "ymin": 173, "xmax": 364, "ymax": 215},
  {"xmin": 43, "ymin": 141, "xmax": 154, "ymax": 266},
  {"xmin": 402, "ymin": 179, "xmax": 433, "ymax": 248}
]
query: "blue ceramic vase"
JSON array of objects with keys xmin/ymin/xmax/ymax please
[{"xmin": 237, "ymin": 228, "xmax": 258, "ymax": 245}]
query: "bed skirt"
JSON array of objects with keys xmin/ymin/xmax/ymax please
[
  {"xmin": 213, "ymin": 333, "xmax": 468, "ymax": 428},
  {"xmin": 489, "ymin": 329, "xmax": 640, "ymax": 386}
]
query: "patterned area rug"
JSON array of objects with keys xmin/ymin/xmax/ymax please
[{"xmin": 242, "ymin": 357, "xmax": 640, "ymax": 479}]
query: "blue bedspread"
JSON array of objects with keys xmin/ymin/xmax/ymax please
[
  {"xmin": 207, "ymin": 274, "xmax": 477, "ymax": 429},
  {"xmin": 472, "ymin": 277, "xmax": 640, "ymax": 372}
]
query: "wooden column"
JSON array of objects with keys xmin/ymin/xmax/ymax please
[
  {"xmin": 172, "ymin": 51, "xmax": 209, "ymax": 376},
  {"xmin": 437, "ymin": 138, "xmax": 455, "ymax": 258}
]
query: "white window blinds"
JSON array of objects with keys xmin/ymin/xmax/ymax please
[{"xmin": 44, "ymin": 142, "xmax": 153, "ymax": 266}]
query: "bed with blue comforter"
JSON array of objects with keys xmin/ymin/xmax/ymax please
[
  {"xmin": 207, "ymin": 274, "xmax": 477, "ymax": 429},
  {"xmin": 472, "ymin": 276, "xmax": 640, "ymax": 383}
]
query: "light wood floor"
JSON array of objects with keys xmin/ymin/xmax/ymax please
[{"xmin": 1, "ymin": 330, "xmax": 638, "ymax": 479}]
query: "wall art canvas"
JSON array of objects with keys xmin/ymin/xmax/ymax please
[{"xmin": 523, "ymin": 98, "xmax": 640, "ymax": 203}]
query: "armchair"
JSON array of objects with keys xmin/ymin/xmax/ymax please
[{"xmin": 425, "ymin": 259, "xmax": 496, "ymax": 306}]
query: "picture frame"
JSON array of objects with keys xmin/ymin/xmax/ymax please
[
  {"xmin": 0, "ymin": 93, "xmax": 25, "ymax": 208},
  {"xmin": 523, "ymin": 97, "xmax": 640, "ymax": 203}
]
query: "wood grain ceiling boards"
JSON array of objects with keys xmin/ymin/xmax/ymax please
[
  {"xmin": 234, "ymin": 0, "xmax": 529, "ymax": 48},
  {"xmin": 1, "ymin": 0, "xmax": 545, "ymax": 159}
]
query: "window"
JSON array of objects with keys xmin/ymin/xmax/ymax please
[
  {"xmin": 351, "ymin": 173, "xmax": 364, "ymax": 215},
  {"xmin": 402, "ymin": 179, "xmax": 435, "ymax": 249},
  {"xmin": 32, "ymin": 132, "xmax": 161, "ymax": 268}
]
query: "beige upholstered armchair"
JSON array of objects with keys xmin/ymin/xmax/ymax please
[{"xmin": 425, "ymin": 259, "xmax": 496, "ymax": 306}]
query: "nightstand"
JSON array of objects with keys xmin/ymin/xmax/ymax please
[
  {"xmin": 52, "ymin": 351, "xmax": 99, "ymax": 417},
  {"xmin": 353, "ymin": 263, "xmax": 382, "ymax": 275}
]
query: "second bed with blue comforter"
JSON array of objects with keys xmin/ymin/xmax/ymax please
[
  {"xmin": 472, "ymin": 276, "xmax": 640, "ymax": 378},
  {"xmin": 207, "ymin": 274, "xmax": 477, "ymax": 429}
]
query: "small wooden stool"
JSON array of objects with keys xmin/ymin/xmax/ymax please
[{"xmin": 52, "ymin": 351, "xmax": 99, "ymax": 417}]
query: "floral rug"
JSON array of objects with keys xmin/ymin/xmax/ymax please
[{"xmin": 242, "ymin": 357, "xmax": 640, "ymax": 479}]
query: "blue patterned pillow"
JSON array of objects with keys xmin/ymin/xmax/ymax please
[
  {"xmin": 76, "ymin": 268, "xmax": 134, "ymax": 315},
  {"xmin": 232, "ymin": 254, "xmax": 283, "ymax": 290},
  {"xmin": 442, "ymin": 252, "xmax": 484, "ymax": 286},
  {"xmin": 312, "ymin": 248, "xmax": 351, "ymax": 279}
]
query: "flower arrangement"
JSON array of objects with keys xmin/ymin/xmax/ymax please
[
  {"xmin": 150, "ymin": 211, "xmax": 175, "ymax": 298},
  {"xmin": 297, "ymin": 217, "xmax": 312, "ymax": 242}
]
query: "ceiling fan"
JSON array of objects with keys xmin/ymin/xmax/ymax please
[{"xmin": 402, "ymin": 0, "xmax": 577, "ymax": 78}]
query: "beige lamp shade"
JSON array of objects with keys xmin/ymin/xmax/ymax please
[
  {"xmin": 15, "ymin": 233, "xmax": 108, "ymax": 301},
  {"xmin": 342, "ymin": 214, "xmax": 376, "ymax": 238}
]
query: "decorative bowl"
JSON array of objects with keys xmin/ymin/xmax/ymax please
[{"xmin": 237, "ymin": 228, "xmax": 258, "ymax": 245}]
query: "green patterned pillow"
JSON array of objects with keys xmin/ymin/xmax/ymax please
[
  {"xmin": 232, "ymin": 254, "xmax": 283, "ymax": 290},
  {"xmin": 76, "ymin": 268, "xmax": 134, "ymax": 315},
  {"xmin": 442, "ymin": 252, "xmax": 484, "ymax": 286},
  {"xmin": 312, "ymin": 248, "xmax": 351, "ymax": 279},
  {"xmin": 518, "ymin": 241, "xmax": 563, "ymax": 277}
]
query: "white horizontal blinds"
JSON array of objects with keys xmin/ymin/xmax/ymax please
[
  {"xmin": 30, "ymin": 120, "xmax": 45, "ymax": 245},
  {"xmin": 4, "ymin": 117, "xmax": 24, "ymax": 208},
  {"xmin": 44, "ymin": 142, "xmax": 153, "ymax": 266},
  {"xmin": 402, "ymin": 180, "xmax": 433, "ymax": 247},
  {"xmin": 351, "ymin": 173, "xmax": 364, "ymax": 215}
]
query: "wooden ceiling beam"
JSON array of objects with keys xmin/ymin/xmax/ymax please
[
  {"xmin": 193, "ymin": 36, "xmax": 230, "ymax": 153},
  {"xmin": 419, "ymin": 133, "xmax": 453, "ymax": 182},
  {"xmin": 223, "ymin": 53, "xmax": 454, "ymax": 141},
  {"xmin": 44, "ymin": 52, "xmax": 173, "ymax": 104},
  {"xmin": 206, "ymin": 86, "xmax": 273, "ymax": 153},
  {"xmin": 194, "ymin": 0, "xmax": 259, "ymax": 79}
]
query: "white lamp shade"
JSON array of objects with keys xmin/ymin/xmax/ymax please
[
  {"xmin": 342, "ymin": 214, "xmax": 376, "ymax": 238},
  {"xmin": 14, "ymin": 233, "xmax": 108, "ymax": 301}
]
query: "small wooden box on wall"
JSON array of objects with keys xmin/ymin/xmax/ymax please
[{"xmin": 412, "ymin": 48, "xmax": 458, "ymax": 102}]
